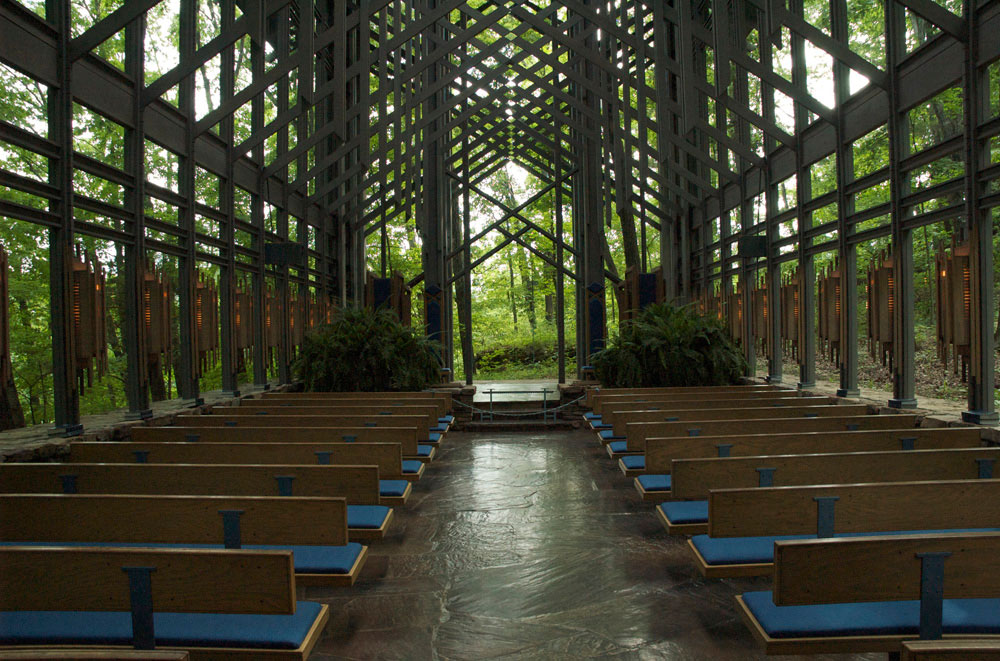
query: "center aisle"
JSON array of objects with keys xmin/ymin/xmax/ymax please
[{"xmin": 306, "ymin": 429, "xmax": 874, "ymax": 660}]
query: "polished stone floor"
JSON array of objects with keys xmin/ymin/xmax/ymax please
[{"xmin": 306, "ymin": 429, "xmax": 879, "ymax": 660}]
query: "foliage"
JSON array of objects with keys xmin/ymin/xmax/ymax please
[
  {"xmin": 591, "ymin": 303, "xmax": 746, "ymax": 388},
  {"xmin": 293, "ymin": 307, "xmax": 441, "ymax": 392}
]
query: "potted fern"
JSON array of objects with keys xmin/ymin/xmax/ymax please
[
  {"xmin": 294, "ymin": 307, "xmax": 442, "ymax": 391},
  {"xmin": 591, "ymin": 303, "xmax": 746, "ymax": 387}
]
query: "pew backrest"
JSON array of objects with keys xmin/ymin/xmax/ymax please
[
  {"xmin": 0, "ymin": 546, "xmax": 296, "ymax": 614},
  {"xmin": 647, "ymin": 427, "xmax": 984, "ymax": 474},
  {"xmin": 594, "ymin": 390, "xmax": 812, "ymax": 414},
  {"xmin": 587, "ymin": 384, "xmax": 779, "ymax": 407},
  {"xmin": 772, "ymin": 532, "xmax": 1000, "ymax": 606},
  {"xmin": 134, "ymin": 425, "xmax": 421, "ymax": 454},
  {"xmin": 70, "ymin": 441, "xmax": 406, "ymax": 480},
  {"xmin": 670, "ymin": 447, "xmax": 1000, "ymax": 499},
  {"xmin": 610, "ymin": 404, "xmax": 869, "ymax": 435},
  {"xmin": 601, "ymin": 397, "xmax": 838, "ymax": 428},
  {"xmin": 0, "ymin": 493, "xmax": 349, "ymax": 545},
  {"xmin": 253, "ymin": 395, "xmax": 449, "ymax": 416},
  {"xmin": 211, "ymin": 404, "xmax": 439, "ymax": 428},
  {"xmin": 0, "ymin": 463, "xmax": 381, "ymax": 504},
  {"xmin": 709, "ymin": 478, "xmax": 1000, "ymax": 537},
  {"xmin": 172, "ymin": 414, "xmax": 430, "ymax": 438},
  {"xmin": 627, "ymin": 414, "xmax": 921, "ymax": 451}
]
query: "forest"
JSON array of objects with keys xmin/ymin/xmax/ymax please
[{"xmin": 0, "ymin": 0, "xmax": 998, "ymax": 427}]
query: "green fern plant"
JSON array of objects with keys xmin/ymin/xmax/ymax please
[
  {"xmin": 591, "ymin": 303, "xmax": 746, "ymax": 387},
  {"xmin": 293, "ymin": 307, "xmax": 442, "ymax": 391}
]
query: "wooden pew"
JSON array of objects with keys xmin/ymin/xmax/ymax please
[
  {"xmin": 598, "ymin": 397, "xmax": 841, "ymax": 433},
  {"xmin": 591, "ymin": 389, "xmax": 809, "ymax": 415},
  {"xmin": 173, "ymin": 414, "xmax": 440, "ymax": 459},
  {"xmin": 0, "ymin": 463, "xmax": 391, "ymax": 543},
  {"xmin": 133, "ymin": 425, "xmax": 431, "ymax": 466},
  {"xmin": 0, "ymin": 546, "xmax": 329, "ymax": 659},
  {"xmin": 657, "ymin": 446, "xmax": 998, "ymax": 534},
  {"xmin": 689, "ymin": 478, "xmax": 1000, "ymax": 577},
  {"xmin": 624, "ymin": 414, "xmax": 920, "ymax": 454},
  {"xmin": 586, "ymin": 384, "xmax": 780, "ymax": 408},
  {"xmin": 632, "ymin": 427, "xmax": 984, "ymax": 498},
  {"xmin": 213, "ymin": 403, "xmax": 441, "ymax": 430},
  {"xmin": 69, "ymin": 441, "xmax": 415, "ymax": 505},
  {"xmin": 902, "ymin": 640, "xmax": 1000, "ymax": 660},
  {"xmin": 257, "ymin": 393, "xmax": 452, "ymax": 419},
  {"xmin": 0, "ymin": 493, "xmax": 368, "ymax": 586},
  {"xmin": 604, "ymin": 404, "xmax": 870, "ymax": 442},
  {"xmin": 736, "ymin": 532, "xmax": 1000, "ymax": 655}
]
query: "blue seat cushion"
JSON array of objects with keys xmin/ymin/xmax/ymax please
[
  {"xmin": 693, "ymin": 527, "xmax": 1000, "ymax": 566},
  {"xmin": 607, "ymin": 440, "xmax": 628, "ymax": 453},
  {"xmin": 594, "ymin": 424, "xmax": 613, "ymax": 430},
  {"xmin": 416, "ymin": 444, "xmax": 433, "ymax": 457},
  {"xmin": 401, "ymin": 460, "xmax": 423, "ymax": 474},
  {"xmin": 658, "ymin": 500, "xmax": 707, "ymax": 524},
  {"xmin": 347, "ymin": 505, "xmax": 391, "ymax": 529},
  {"xmin": 599, "ymin": 429, "xmax": 623, "ymax": 440},
  {"xmin": 379, "ymin": 479, "xmax": 410, "ymax": 497},
  {"xmin": 0, "ymin": 541, "xmax": 361, "ymax": 575},
  {"xmin": 428, "ymin": 432, "xmax": 442, "ymax": 443},
  {"xmin": 637, "ymin": 474, "xmax": 671, "ymax": 492},
  {"xmin": 431, "ymin": 425, "xmax": 448, "ymax": 433},
  {"xmin": 620, "ymin": 455, "xmax": 645, "ymax": 470},
  {"xmin": 584, "ymin": 412, "xmax": 601, "ymax": 420},
  {"xmin": 742, "ymin": 591, "xmax": 1000, "ymax": 639},
  {"xmin": 439, "ymin": 415, "xmax": 454, "ymax": 424},
  {"xmin": 0, "ymin": 601, "xmax": 324, "ymax": 649}
]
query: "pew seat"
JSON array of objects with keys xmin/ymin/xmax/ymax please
[
  {"xmin": 655, "ymin": 500, "xmax": 708, "ymax": 535},
  {"xmin": 379, "ymin": 480, "xmax": 411, "ymax": 499},
  {"xmin": 634, "ymin": 474, "xmax": 671, "ymax": 501},
  {"xmin": 402, "ymin": 460, "xmax": 425, "ymax": 481},
  {"xmin": 617, "ymin": 455, "xmax": 645, "ymax": 476},
  {"xmin": 741, "ymin": 591, "xmax": 1000, "ymax": 641},
  {"xmin": 346, "ymin": 505, "xmax": 392, "ymax": 539}
]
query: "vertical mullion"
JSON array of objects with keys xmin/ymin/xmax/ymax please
[
  {"xmin": 124, "ymin": 11, "xmax": 152, "ymax": 417},
  {"xmin": 177, "ymin": 0, "xmax": 200, "ymax": 403},
  {"xmin": 962, "ymin": 0, "xmax": 997, "ymax": 423},
  {"xmin": 887, "ymin": 0, "xmax": 916, "ymax": 408},
  {"xmin": 220, "ymin": 0, "xmax": 240, "ymax": 395},
  {"xmin": 832, "ymin": 0, "xmax": 859, "ymax": 397},
  {"xmin": 251, "ymin": 1, "xmax": 267, "ymax": 388},
  {"xmin": 790, "ymin": 0, "xmax": 815, "ymax": 389},
  {"xmin": 47, "ymin": 0, "xmax": 79, "ymax": 431}
]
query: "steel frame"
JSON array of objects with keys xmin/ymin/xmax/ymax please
[{"xmin": 1, "ymin": 0, "xmax": 998, "ymax": 425}]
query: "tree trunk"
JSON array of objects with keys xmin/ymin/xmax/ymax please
[
  {"xmin": 149, "ymin": 358, "xmax": 167, "ymax": 401},
  {"xmin": 506, "ymin": 242, "xmax": 518, "ymax": 332}
]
